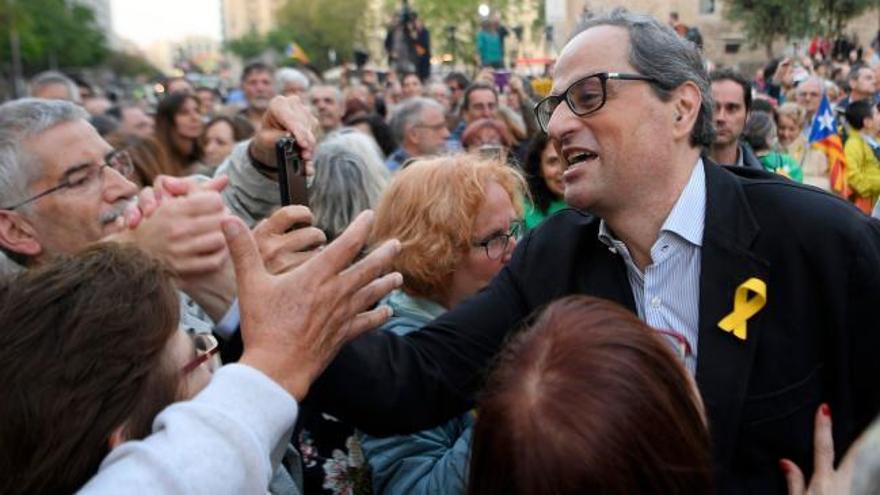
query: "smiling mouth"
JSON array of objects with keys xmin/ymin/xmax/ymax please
[{"xmin": 565, "ymin": 151, "xmax": 598, "ymax": 168}]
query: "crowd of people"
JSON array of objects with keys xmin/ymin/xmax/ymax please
[{"xmin": 4, "ymin": 6, "xmax": 880, "ymax": 495}]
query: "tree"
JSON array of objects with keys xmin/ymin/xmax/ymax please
[
  {"xmin": 223, "ymin": 30, "xmax": 269, "ymax": 61},
  {"xmin": 0, "ymin": 0, "xmax": 108, "ymax": 74},
  {"xmin": 273, "ymin": 0, "xmax": 370, "ymax": 71},
  {"xmin": 814, "ymin": 0, "xmax": 873, "ymax": 38},
  {"xmin": 725, "ymin": 0, "xmax": 812, "ymax": 58}
]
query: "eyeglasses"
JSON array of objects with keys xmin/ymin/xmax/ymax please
[
  {"xmin": 472, "ymin": 221, "xmax": 523, "ymax": 260},
  {"xmin": 534, "ymin": 72, "xmax": 662, "ymax": 133},
  {"xmin": 1, "ymin": 149, "xmax": 134, "ymax": 210},
  {"xmin": 181, "ymin": 333, "xmax": 220, "ymax": 374}
]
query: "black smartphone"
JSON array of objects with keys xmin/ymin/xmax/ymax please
[{"xmin": 276, "ymin": 137, "xmax": 308, "ymax": 207}]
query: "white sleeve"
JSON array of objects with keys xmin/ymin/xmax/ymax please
[{"xmin": 78, "ymin": 364, "xmax": 298, "ymax": 495}]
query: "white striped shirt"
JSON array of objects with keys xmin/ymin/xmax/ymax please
[{"xmin": 598, "ymin": 161, "xmax": 705, "ymax": 374}]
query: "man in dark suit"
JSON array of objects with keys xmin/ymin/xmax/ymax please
[{"xmin": 305, "ymin": 10, "xmax": 880, "ymax": 493}]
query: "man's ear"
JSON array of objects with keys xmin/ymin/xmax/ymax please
[
  {"xmin": 671, "ymin": 81, "xmax": 703, "ymax": 142},
  {"xmin": 0, "ymin": 210, "xmax": 42, "ymax": 258},
  {"xmin": 107, "ymin": 425, "xmax": 129, "ymax": 450}
]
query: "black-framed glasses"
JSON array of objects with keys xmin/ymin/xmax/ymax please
[
  {"xmin": 472, "ymin": 221, "xmax": 523, "ymax": 260},
  {"xmin": 534, "ymin": 72, "xmax": 662, "ymax": 133},
  {"xmin": 1, "ymin": 149, "xmax": 134, "ymax": 210}
]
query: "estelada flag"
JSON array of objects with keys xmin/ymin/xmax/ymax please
[
  {"xmin": 808, "ymin": 94, "xmax": 849, "ymax": 196},
  {"xmin": 285, "ymin": 42, "xmax": 310, "ymax": 64}
]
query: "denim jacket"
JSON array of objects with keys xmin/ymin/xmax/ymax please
[{"xmin": 360, "ymin": 290, "xmax": 473, "ymax": 495}]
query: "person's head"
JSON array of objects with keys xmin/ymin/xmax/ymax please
[
  {"xmin": 539, "ymin": 9, "xmax": 712, "ymax": 217},
  {"xmin": 444, "ymin": 71, "xmax": 471, "ymax": 107},
  {"xmin": 194, "ymin": 86, "xmax": 220, "ymax": 116},
  {"xmin": 201, "ymin": 116, "xmax": 255, "ymax": 168},
  {"xmin": 742, "ymin": 111, "xmax": 777, "ymax": 153},
  {"xmin": 310, "ymin": 133, "xmax": 389, "ymax": 240},
  {"xmin": 241, "ymin": 62, "xmax": 276, "ymax": 113},
  {"xmin": 370, "ymin": 155, "xmax": 525, "ymax": 308},
  {"xmin": 796, "ymin": 77, "xmax": 823, "ymax": 116},
  {"xmin": 775, "ymin": 102, "xmax": 805, "ymax": 147},
  {"xmin": 468, "ymin": 295, "xmax": 712, "ymax": 495},
  {"xmin": 276, "ymin": 67, "xmax": 311, "ymax": 98},
  {"xmin": 28, "ymin": 71, "xmax": 81, "ymax": 103},
  {"xmin": 0, "ymin": 99, "xmax": 139, "ymax": 265},
  {"xmin": 105, "ymin": 133, "xmax": 171, "ymax": 188},
  {"xmin": 427, "ymin": 81, "xmax": 452, "ymax": 112},
  {"xmin": 0, "ymin": 244, "xmax": 215, "ymax": 494},
  {"xmin": 461, "ymin": 118, "xmax": 513, "ymax": 157},
  {"xmin": 668, "ymin": 11, "xmax": 680, "ymax": 24},
  {"xmin": 846, "ymin": 99, "xmax": 880, "ymax": 134},
  {"xmin": 524, "ymin": 133, "xmax": 565, "ymax": 212},
  {"xmin": 309, "ymin": 84, "xmax": 344, "ymax": 133},
  {"xmin": 82, "ymin": 95, "xmax": 113, "ymax": 117},
  {"xmin": 462, "ymin": 82, "xmax": 499, "ymax": 123},
  {"xmin": 390, "ymin": 97, "xmax": 449, "ymax": 156},
  {"xmin": 710, "ymin": 69, "xmax": 751, "ymax": 148},
  {"xmin": 344, "ymin": 112, "xmax": 397, "ymax": 157},
  {"xmin": 107, "ymin": 104, "xmax": 155, "ymax": 139},
  {"xmin": 344, "ymin": 84, "xmax": 375, "ymax": 113},
  {"xmin": 848, "ymin": 66, "xmax": 877, "ymax": 100},
  {"xmin": 401, "ymin": 72, "xmax": 424, "ymax": 99},
  {"xmin": 163, "ymin": 76, "xmax": 194, "ymax": 96},
  {"xmin": 155, "ymin": 92, "xmax": 203, "ymax": 172}
]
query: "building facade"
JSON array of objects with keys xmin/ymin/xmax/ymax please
[{"xmin": 220, "ymin": 0, "xmax": 284, "ymax": 41}]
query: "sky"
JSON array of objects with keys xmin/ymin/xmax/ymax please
[{"xmin": 111, "ymin": 0, "xmax": 222, "ymax": 47}]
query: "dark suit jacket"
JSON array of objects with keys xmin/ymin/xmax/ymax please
[{"xmin": 309, "ymin": 161, "xmax": 880, "ymax": 493}]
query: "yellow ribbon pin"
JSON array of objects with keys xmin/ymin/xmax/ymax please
[{"xmin": 717, "ymin": 278, "xmax": 767, "ymax": 340}]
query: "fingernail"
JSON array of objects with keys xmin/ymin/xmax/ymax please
[
  {"xmin": 779, "ymin": 459, "xmax": 790, "ymax": 474},
  {"xmin": 391, "ymin": 239, "xmax": 402, "ymax": 253},
  {"xmin": 821, "ymin": 403, "xmax": 831, "ymax": 418},
  {"xmin": 222, "ymin": 219, "xmax": 240, "ymax": 238},
  {"xmin": 392, "ymin": 272, "xmax": 403, "ymax": 287}
]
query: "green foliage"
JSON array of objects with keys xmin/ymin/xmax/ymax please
[
  {"xmin": 0, "ymin": 0, "xmax": 108, "ymax": 74},
  {"xmin": 223, "ymin": 30, "xmax": 270, "ymax": 61},
  {"xmin": 726, "ymin": 0, "xmax": 875, "ymax": 54},
  {"xmin": 274, "ymin": 0, "xmax": 370, "ymax": 70},
  {"xmin": 105, "ymin": 51, "xmax": 162, "ymax": 79}
]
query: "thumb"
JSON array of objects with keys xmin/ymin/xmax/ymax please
[
  {"xmin": 203, "ymin": 175, "xmax": 229, "ymax": 192},
  {"xmin": 159, "ymin": 175, "xmax": 194, "ymax": 197},
  {"xmin": 222, "ymin": 215, "xmax": 265, "ymax": 289}
]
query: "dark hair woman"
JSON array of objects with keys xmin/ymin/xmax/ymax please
[
  {"xmin": 155, "ymin": 92, "xmax": 204, "ymax": 176},
  {"xmin": 522, "ymin": 133, "xmax": 567, "ymax": 230},
  {"xmin": 468, "ymin": 295, "xmax": 713, "ymax": 495}
]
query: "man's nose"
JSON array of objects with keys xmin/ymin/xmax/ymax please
[{"xmin": 102, "ymin": 166, "xmax": 138, "ymax": 203}]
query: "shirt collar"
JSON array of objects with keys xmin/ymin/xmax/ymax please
[{"xmin": 598, "ymin": 159, "xmax": 706, "ymax": 248}]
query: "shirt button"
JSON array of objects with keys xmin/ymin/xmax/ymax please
[{"xmin": 650, "ymin": 296, "xmax": 661, "ymax": 308}]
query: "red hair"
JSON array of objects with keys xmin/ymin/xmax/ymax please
[{"xmin": 468, "ymin": 296, "xmax": 713, "ymax": 494}]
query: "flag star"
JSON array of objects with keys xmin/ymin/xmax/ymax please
[{"xmin": 819, "ymin": 112, "xmax": 835, "ymax": 131}]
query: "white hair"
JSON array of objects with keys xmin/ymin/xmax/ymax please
[
  {"xmin": 276, "ymin": 67, "xmax": 310, "ymax": 92},
  {"xmin": 28, "ymin": 71, "xmax": 81, "ymax": 104},
  {"xmin": 0, "ymin": 98, "xmax": 89, "ymax": 210},
  {"xmin": 310, "ymin": 131, "xmax": 389, "ymax": 240}
]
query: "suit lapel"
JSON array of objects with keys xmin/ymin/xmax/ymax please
[{"xmin": 696, "ymin": 163, "xmax": 770, "ymax": 467}]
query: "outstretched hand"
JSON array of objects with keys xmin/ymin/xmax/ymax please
[{"xmin": 224, "ymin": 210, "xmax": 402, "ymax": 400}]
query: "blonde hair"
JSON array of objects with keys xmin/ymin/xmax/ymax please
[
  {"xmin": 776, "ymin": 102, "xmax": 805, "ymax": 127},
  {"xmin": 370, "ymin": 154, "xmax": 526, "ymax": 300}
]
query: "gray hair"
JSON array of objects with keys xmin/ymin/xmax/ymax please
[
  {"xmin": 577, "ymin": 8, "xmax": 715, "ymax": 148},
  {"xmin": 310, "ymin": 135, "xmax": 389, "ymax": 240},
  {"xmin": 310, "ymin": 84, "xmax": 344, "ymax": 105},
  {"xmin": 325, "ymin": 128, "xmax": 391, "ymax": 181},
  {"xmin": 0, "ymin": 98, "xmax": 89, "ymax": 210},
  {"xmin": 389, "ymin": 97, "xmax": 444, "ymax": 145},
  {"xmin": 28, "ymin": 71, "xmax": 81, "ymax": 104},
  {"xmin": 276, "ymin": 67, "xmax": 310, "ymax": 92},
  {"xmin": 742, "ymin": 111, "xmax": 776, "ymax": 152}
]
